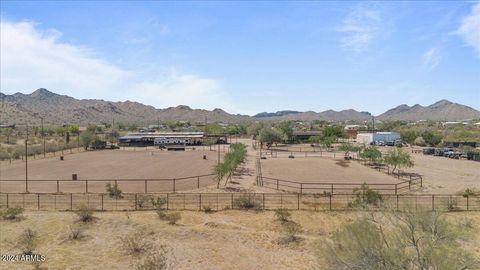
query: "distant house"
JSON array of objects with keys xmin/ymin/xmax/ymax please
[
  {"xmin": 291, "ymin": 131, "xmax": 323, "ymax": 142},
  {"xmin": 344, "ymin": 125, "xmax": 367, "ymax": 139}
]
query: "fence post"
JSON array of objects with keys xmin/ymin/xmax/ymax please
[
  {"xmin": 166, "ymin": 193, "xmax": 169, "ymax": 210},
  {"xmin": 300, "ymin": 183, "xmax": 303, "ymax": 194},
  {"xmin": 197, "ymin": 176, "xmax": 200, "ymax": 189},
  {"xmin": 199, "ymin": 194, "xmax": 202, "ymax": 211},
  {"xmin": 276, "ymin": 179, "xmax": 279, "ymax": 190},
  {"xmin": 37, "ymin": 194, "xmax": 40, "ymax": 210},
  {"xmin": 420, "ymin": 178, "xmax": 423, "ymax": 187},
  {"xmin": 6, "ymin": 193, "xmax": 9, "ymax": 208},
  {"xmin": 432, "ymin": 195, "xmax": 435, "ymax": 211},
  {"xmin": 331, "ymin": 184, "xmax": 334, "ymax": 195},
  {"xmin": 467, "ymin": 195, "xmax": 469, "ymax": 211},
  {"xmin": 262, "ymin": 193, "xmax": 265, "ymax": 210},
  {"xmin": 297, "ymin": 194, "xmax": 300, "ymax": 210},
  {"xmin": 395, "ymin": 184, "xmax": 398, "ymax": 195},
  {"xmin": 173, "ymin": 178, "xmax": 176, "ymax": 193},
  {"xmin": 329, "ymin": 194, "xmax": 332, "ymax": 211},
  {"xmin": 85, "ymin": 181, "xmax": 88, "ymax": 193},
  {"xmin": 408, "ymin": 181, "xmax": 411, "ymax": 191},
  {"xmin": 101, "ymin": 194, "xmax": 104, "ymax": 211},
  {"xmin": 145, "ymin": 180, "xmax": 148, "ymax": 193},
  {"xmin": 57, "ymin": 180, "xmax": 60, "ymax": 193},
  {"xmin": 135, "ymin": 194, "xmax": 138, "ymax": 210},
  {"xmin": 70, "ymin": 193, "xmax": 73, "ymax": 210},
  {"xmin": 231, "ymin": 193, "xmax": 234, "ymax": 209},
  {"xmin": 396, "ymin": 195, "xmax": 399, "ymax": 211}
]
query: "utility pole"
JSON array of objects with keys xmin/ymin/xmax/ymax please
[
  {"xmin": 25, "ymin": 124, "xmax": 29, "ymax": 193},
  {"xmin": 372, "ymin": 116, "xmax": 375, "ymax": 134}
]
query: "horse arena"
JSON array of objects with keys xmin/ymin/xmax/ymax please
[{"xmin": 0, "ymin": 148, "xmax": 223, "ymax": 193}]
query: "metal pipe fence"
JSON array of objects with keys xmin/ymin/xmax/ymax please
[
  {"xmin": 0, "ymin": 193, "xmax": 477, "ymax": 212},
  {"xmin": 0, "ymin": 174, "xmax": 216, "ymax": 194},
  {"xmin": 261, "ymin": 176, "xmax": 422, "ymax": 195}
]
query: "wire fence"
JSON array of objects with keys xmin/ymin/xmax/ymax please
[
  {"xmin": 260, "ymin": 150, "xmax": 349, "ymax": 159},
  {"xmin": 0, "ymin": 174, "xmax": 217, "ymax": 194},
  {"xmin": 0, "ymin": 193, "xmax": 478, "ymax": 212}
]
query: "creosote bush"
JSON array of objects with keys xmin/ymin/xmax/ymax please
[
  {"xmin": 135, "ymin": 246, "xmax": 170, "ymax": 270},
  {"xmin": 151, "ymin": 197, "xmax": 167, "ymax": 210},
  {"xmin": 349, "ymin": 183, "xmax": 383, "ymax": 208},
  {"xmin": 274, "ymin": 208, "xmax": 291, "ymax": 223},
  {"xmin": 105, "ymin": 183, "xmax": 123, "ymax": 198},
  {"xmin": 76, "ymin": 205, "xmax": 95, "ymax": 223},
  {"xmin": 202, "ymin": 205, "xmax": 214, "ymax": 213},
  {"xmin": 157, "ymin": 210, "xmax": 181, "ymax": 225},
  {"xmin": 122, "ymin": 232, "xmax": 151, "ymax": 254},
  {"xmin": 1, "ymin": 207, "xmax": 24, "ymax": 220},
  {"xmin": 68, "ymin": 225, "xmax": 85, "ymax": 240},
  {"xmin": 279, "ymin": 221, "xmax": 302, "ymax": 244},
  {"xmin": 233, "ymin": 195, "xmax": 261, "ymax": 210},
  {"xmin": 17, "ymin": 228, "xmax": 38, "ymax": 255}
]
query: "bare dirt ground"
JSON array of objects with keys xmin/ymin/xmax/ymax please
[
  {"xmin": 1, "ymin": 210, "xmax": 479, "ymax": 270},
  {"xmin": 0, "ymin": 148, "xmax": 224, "ymax": 193},
  {"xmin": 407, "ymin": 151, "xmax": 480, "ymax": 195},
  {"xmin": 261, "ymin": 157, "xmax": 401, "ymax": 184}
]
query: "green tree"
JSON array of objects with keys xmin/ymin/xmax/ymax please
[
  {"xmin": 338, "ymin": 143, "xmax": 361, "ymax": 158},
  {"xmin": 322, "ymin": 126, "xmax": 344, "ymax": 138},
  {"xmin": 400, "ymin": 130, "xmax": 417, "ymax": 145},
  {"xmin": 421, "ymin": 131, "xmax": 442, "ymax": 146},
  {"xmin": 321, "ymin": 136, "xmax": 336, "ymax": 149},
  {"xmin": 258, "ymin": 128, "xmax": 284, "ymax": 149},
  {"xmin": 277, "ymin": 122, "xmax": 293, "ymax": 140},
  {"xmin": 360, "ymin": 146, "xmax": 382, "ymax": 164},
  {"xmin": 79, "ymin": 131, "xmax": 94, "ymax": 150},
  {"xmin": 383, "ymin": 147, "xmax": 414, "ymax": 173},
  {"xmin": 68, "ymin": 124, "xmax": 80, "ymax": 134}
]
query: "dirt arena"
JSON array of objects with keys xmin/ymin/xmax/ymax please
[
  {"xmin": 408, "ymin": 151, "xmax": 480, "ymax": 194},
  {"xmin": 260, "ymin": 157, "xmax": 403, "ymax": 194},
  {"xmin": 0, "ymin": 149, "xmax": 223, "ymax": 193}
]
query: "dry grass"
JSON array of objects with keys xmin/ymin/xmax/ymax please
[{"xmin": 1, "ymin": 210, "xmax": 479, "ymax": 269}]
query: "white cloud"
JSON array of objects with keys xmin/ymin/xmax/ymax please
[
  {"xmin": 421, "ymin": 47, "xmax": 441, "ymax": 71},
  {"xmin": 456, "ymin": 2, "xmax": 480, "ymax": 57},
  {"xmin": 336, "ymin": 4, "xmax": 383, "ymax": 53},
  {"xmin": 0, "ymin": 20, "xmax": 233, "ymax": 112}
]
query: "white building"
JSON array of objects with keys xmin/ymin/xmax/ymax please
[{"xmin": 356, "ymin": 132, "xmax": 401, "ymax": 144}]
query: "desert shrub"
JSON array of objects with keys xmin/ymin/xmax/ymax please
[
  {"xmin": 151, "ymin": 197, "xmax": 167, "ymax": 210},
  {"xmin": 135, "ymin": 247, "xmax": 170, "ymax": 270},
  {"xmin": 1, "ymin": 207, "xmax": 24, "ymax": 220},
  {"xmin": 280, "ymin": 221, "xmax": 302, "ymax": 243},
  {"xmin": 105, "ymin": 183, "xmax": 123, "ymax": 198},
  {"xmin": 233, "ymin": 195, "xmax": 261, "ymax": 210},
  {"xmin": 136, "ymin": 195, "xmax": 152, "ymax": 209},
  {"xmin": 76, "ymin": 205, "xmax": 95, "ymax": 223},
  {"xmin": 462, "ymin": 188, "xmax": 479, "ymax": 198},
  {"xmin": 414, "ymin": 136, "xmax": 426, "ymax": 146},
  {"xmin": 349, "ymin": 183, "xmax": 383, "ymax": 208},
  {"xmin": 122, "ymin": 232, "xmax": 151, "ymax": 254},
  {"xmin": 157, "ymin": 211, "xmax": 181, "ymax": 225},
  {"xmin": 321, "ymin": 207, "xmax": 479, "ymax": 269},
  {"xmin": 202, "ymin": 205, "xmax": 214, "ymax": 213},
  {"xmin": 17, "ymin": 228, "xmax": 38, "ymax": 255},
  {"xmin": 274, "ymin": 208, "xmax": 291, "ymax": 223},
  {"xmin": 68, "ymin": 225, "xmax": 85, "ymax": 240}
]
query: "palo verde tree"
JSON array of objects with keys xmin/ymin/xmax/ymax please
[
  {"xmin": 276, "ymin": 121, "xmax": 293, "ymax": 141},
  {"xmin": 383, "ymin": 147, "xmax": 414, "ymax": 173},
  {"xmin": 338, "ymin": 143, "xmax": 361, "ymax": 158},
  {"xmin": 360, "ymin": 146, "xmax": 382, "ymax": 164},
  {"xmin": 214, "ymin": 143, "xmax": 247, "ymax": 188},
  {"xmin": 79, "ymin": 131, "xmax": 94, "ymax": 150}
]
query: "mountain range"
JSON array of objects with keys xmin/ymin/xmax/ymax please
[{"xmin": 1, "ymin": 89, "xmax": 479, "ymax": 125}]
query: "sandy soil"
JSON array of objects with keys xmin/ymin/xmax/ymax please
[
  {"xmin": 261, "ymin": 158, "xmax": 399, "ymax": 183},
  {"xmin": 0, "ymin": 210, "xmax": 479, "ymax": 270},
  {"xmin": 408, "ymin": 151, "xmax": 480, "ymax": 194},
  {"xmin": 0, "ymin": 148, "xmax": 224, "ymax": 193}
]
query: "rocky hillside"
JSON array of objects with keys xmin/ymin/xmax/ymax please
[
  {"xmin": 377, "ymin": 100, "xmax": 480, "ymax": 121},
  {"xmin": 1, "ymin": 89, "xmax": 478, "ymax": 125},
  {"xmin": 0, "ymin": 89, "xmax": 249, "ymax": 125}
]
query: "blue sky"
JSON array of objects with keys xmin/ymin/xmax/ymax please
[{"xmin": 1, "ymin": 1, "xmax": 479, "ymax": 115}]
